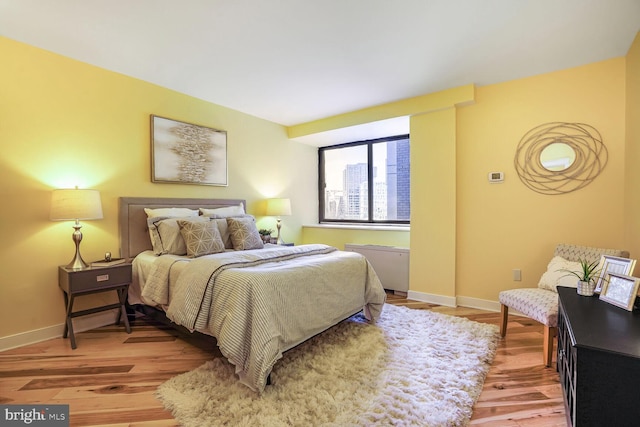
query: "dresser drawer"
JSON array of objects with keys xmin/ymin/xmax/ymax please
[{"xmin": 59, "ymin": 264, "xmax": 132, "ymax": 293}]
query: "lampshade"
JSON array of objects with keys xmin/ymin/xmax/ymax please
[
  {"xmin": 50, "ymin": 188, "xmax": 103, "ymax": 270},
  {"xmin": 265, "ymin": 198, "xmax": 292, "ymax": 217},
  {"xmin": 50, "ymin": 188, "xmax": 104, "ymax": 221}
]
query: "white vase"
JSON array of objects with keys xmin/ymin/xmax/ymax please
[{"xmin": 577, "ymin": 280, "xmax": 596, "ymax": 296}]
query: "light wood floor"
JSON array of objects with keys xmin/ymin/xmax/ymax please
[{"xmin": 0, "ymin": 294, "xmax": 566, "ymax": 426}]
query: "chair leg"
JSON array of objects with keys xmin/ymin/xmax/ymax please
[
  {"xmin": 500, "ymin": 304, "xmax": 509, "ymax": 337},
  {"xmin": 543, "ymin": 325, "xmax": 557, "ymax": 367}
]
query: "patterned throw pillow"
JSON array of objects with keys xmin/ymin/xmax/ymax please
[
  {"xmin": 148, "ymin": 216, "xmax": 210, "ymax": 255},
  {"xmin": 227, "ymin": 216, "xmax": 264, "ymax": 250},
  {"xmin": 177, "ymin": 220, "xmax": 226, "ymax": 257}
]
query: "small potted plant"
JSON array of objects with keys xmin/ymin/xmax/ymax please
[
  {"xmin": 258, "ymin": 228, "xmax": 274, "ymax": 244},
  {"xmin": 561, "ymin": 259, "xmax": 601, "ymax": 296}
]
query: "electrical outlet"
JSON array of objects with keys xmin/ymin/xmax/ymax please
[{"xmin": 512, "ymin": 269, "xmax": 522, "ymax": 281}]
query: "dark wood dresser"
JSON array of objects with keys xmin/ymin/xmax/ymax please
[{"xmin": 557, "ymin": 286, "xmax": 640, "ymax": 426}]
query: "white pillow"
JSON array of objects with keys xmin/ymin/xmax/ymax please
[
  {"xmin": 538, "ymin": 256, "xmax": 584, "ymax": 291},
  {"xmin": 199, "ymin": 203, "xmax": 245, "ymax": 218},
  {"xmin": 144, "ymin": 207, "xmax": 199, "ymax": 218}
]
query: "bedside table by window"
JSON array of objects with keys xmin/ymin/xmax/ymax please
[
  {"xmin": 267, "ymin": 237, "xmax": 294, "ymax": 246},
  {"xmin": 58, "ymin": 263, "xmax": 132, "ymax": 349}
]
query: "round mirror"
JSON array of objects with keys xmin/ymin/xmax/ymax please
[{"xmin": 540, "ymin": 142, "xmax": 576, "ymax": 171}]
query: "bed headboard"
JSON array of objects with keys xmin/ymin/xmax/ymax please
[{"xmin": 118, "ymin": 197, "xmax": 246, "ymax": 260}]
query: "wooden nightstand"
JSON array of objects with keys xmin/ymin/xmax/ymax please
[{"xmin": 58, "ymin": 263, "xmax": 132, "ymax": 349}]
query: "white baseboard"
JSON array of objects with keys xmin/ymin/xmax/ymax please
[
  {"xmin": 456, "ymin": 296, "xmax": 527, "ymax": 317},
  {"xmin": 456, "ymin": 296, "xmax": 502, "ymax": 312},
  {"xmin": 406, "ymin": 291, "xmax": 524, "ymax": 315},
  {"xmin": 0, "ymin": 309, "xmax": 119, "ymax": 352},
  {"xmin": 407, "ymin": 290, "xmax": 457, "ymax": 307}
]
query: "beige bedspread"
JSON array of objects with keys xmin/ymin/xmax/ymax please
[{"xmin": 141, "ymin": 244, "xmax": 386, "ymax": 392}]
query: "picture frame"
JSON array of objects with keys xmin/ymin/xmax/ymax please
[
  {"xmin": 599, "ymin": 273, "xmax": 640, "ymax": 311},
  {"xmin": 151, "ymin": 115, "xmax": 228, "ymax": 186},
  {"xmin": 594, "ymin": 255, "xmax": 636, "ymax": 293}
]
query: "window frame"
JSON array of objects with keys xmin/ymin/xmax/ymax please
[{"xmin": 318, "ymin": 134, "xmax": 410, "ymax": 225}]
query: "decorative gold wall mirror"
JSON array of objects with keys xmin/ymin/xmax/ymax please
[
  {"xmin": 540, "ymin": 142, "xmax": 576, "ymax": 171},
  {"xmin": 514, "ymin": 122, "xmax": 607, "ymax": 195}
]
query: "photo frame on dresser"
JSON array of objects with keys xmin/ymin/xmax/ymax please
[
  {"xmin": 594, "ymin": 255, "xmax": 636, "ymax": 294},
  {"xmin": 599, "ymin": 273, "xmax": 640, "ymax": 311},
  {"xmin": 151, "ymin": 115, "xmax": 228, "ymax": 186}
]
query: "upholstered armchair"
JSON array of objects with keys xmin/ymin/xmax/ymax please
[{"xmin": 498, "ymin": 243, "xmax": 629, "ymax": 367}]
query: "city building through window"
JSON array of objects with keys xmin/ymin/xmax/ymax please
[{"xmin": 319, "ymin": 135, "xmax": 410, "ymax": 224}]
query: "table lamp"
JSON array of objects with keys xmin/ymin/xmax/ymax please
[
  {"xmin": 50, "ymin": 187, "xmax": 103, "ymax": 269},
  {"xmin": 265, "ymin": 198, "xmax": 291, "ymax": 245}
]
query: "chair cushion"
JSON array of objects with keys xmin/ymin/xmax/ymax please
[{"xmin": 499, "ymin": 288, "xmax": 559, "ymax": 327}]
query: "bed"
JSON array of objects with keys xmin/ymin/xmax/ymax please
[{"xmin": 118, "ymin": 197, "xmax": 386, "ymax": 392}]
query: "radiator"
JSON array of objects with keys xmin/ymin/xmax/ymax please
[{"xmin": 344, "ymin": 244, "xmax": 410, "ymax": 292}]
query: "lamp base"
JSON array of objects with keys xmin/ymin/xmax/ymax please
[
  {"xmin": 66, "ymin": 221, "xmax": 89, "ymax": 270},
  {"xmin": 275, "ymin": 218, "xmax": 286, "ymax": 245},
  {"xmin": 66, "ymin": 253, "xmax": 89, "ymax": 270}
]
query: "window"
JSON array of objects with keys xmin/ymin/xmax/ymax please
[{"xmin": 319, "ymin": 135, "xmax": 410, "ymax": 224}]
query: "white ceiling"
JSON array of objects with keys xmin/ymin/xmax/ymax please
[{"xmin": 1, "ymin": 0, "xmax": 638, "ymax": 145}]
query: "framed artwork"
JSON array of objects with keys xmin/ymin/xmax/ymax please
[
  {"xmin": 151, "ymin": 115, "xmax": 228, "ymax": 186},
  {"xmin": 599, "ymin": 273, "xmax": 640, "ymax": 311},
  {"xmin": 594, "ymin": 255, "xmax": 636, "ymax": 294}
]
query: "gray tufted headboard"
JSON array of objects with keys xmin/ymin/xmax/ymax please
[{"xmin": 118, "ymin": 197, "xmax": 246, "ymax": 260}]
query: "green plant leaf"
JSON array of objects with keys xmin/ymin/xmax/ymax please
[{"xmin": 559, "ymin": 258, "xmax": 602, "ymax": 284}]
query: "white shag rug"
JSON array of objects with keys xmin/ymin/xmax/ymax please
[{"xmin": 156, "ymin": 304, "xmax": 499, "ymax": 426}]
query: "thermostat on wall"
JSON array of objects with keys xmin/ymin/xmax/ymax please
[{"xmin": 488, "ymin": 172, "xmax": 504, "ymax": 183}]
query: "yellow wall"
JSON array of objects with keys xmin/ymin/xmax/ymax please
[
  {"xmin": 409, "ymin": 108, "xmax": 458, "ymax": 298},
  {"xmin": 0, "ymin": 37, "xmax": 317, "ymax": 340},
  {"xmin": 456, "ymin": 58, "xmax": 627, "ymax": 302},
  {"xmin": 625, "ymin": 33, "xmax": 640, "ymax": 259},
  {"xmin": 288, "ymin": 84, "xmax": 474, "ymax": 138}
]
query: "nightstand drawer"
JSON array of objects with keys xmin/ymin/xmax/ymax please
[{"xmin": 59, "ymin": 264, "xmax": 132, "ymax": 293}]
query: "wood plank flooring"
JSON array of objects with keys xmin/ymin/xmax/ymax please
[{"xmin": 0, "ymin": 294, "xmax": 566, "ymax": 426}]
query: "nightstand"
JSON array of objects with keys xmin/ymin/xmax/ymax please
[
  {"xmin": 268, "ymin": 238, "xmax": 293, "ymax": 246},
  {"xmin": 58, "ymin": 263, "xmax": 132, "ymax": 349}
]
